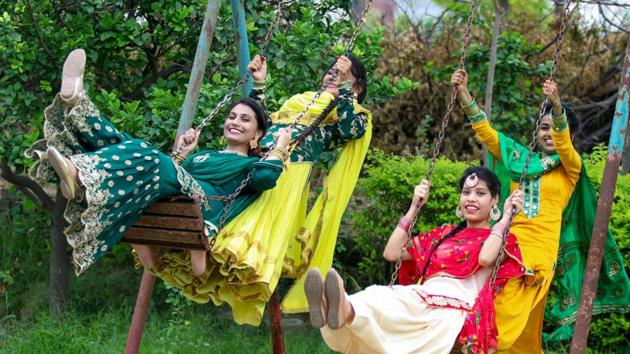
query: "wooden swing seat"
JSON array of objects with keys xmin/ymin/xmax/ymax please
[{"xmin": 122, "ymin": 197, "xmax": 209, "ymax": 250}]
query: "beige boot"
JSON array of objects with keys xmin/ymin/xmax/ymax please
[
  {"xmin": 47, "ymin": 146, "xmax": 80, "ymax": 200},
  {"xmin": 60, "ymin": 49, "xmax": 86, "ymax": 104},
  {"xmin": 305, "ymin": 268, "xmax": 328, "ymax": 328},
  {"xmin": 325, "ymin": 268, "xmax": 352, "ymax": 329}
]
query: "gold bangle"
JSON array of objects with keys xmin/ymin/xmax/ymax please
[
  {"xmin": 269, "ymin": 147, "xmax": 289, "ymax": 162},
  {"xmin": 173, "ymin": 153, "xmax": 185, "ymax": 165}
]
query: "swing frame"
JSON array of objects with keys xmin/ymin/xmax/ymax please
[{"xmin": 118, "ymin": 0, "xmax": 375, "ymax": 353}]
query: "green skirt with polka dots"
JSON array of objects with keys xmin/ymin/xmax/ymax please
[{"xmin": 27, "ymin": 95, "xmax": 181, "ymax": 274}]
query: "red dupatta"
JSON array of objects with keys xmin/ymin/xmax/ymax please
[{"xmin": 398, "ymin": 225, "xmax": 525, "ymax": 354}]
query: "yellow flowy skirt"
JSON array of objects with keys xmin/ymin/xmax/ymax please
[{"xmin": 151, "ymin": 162, "xmax": 312, "ymax": 325}]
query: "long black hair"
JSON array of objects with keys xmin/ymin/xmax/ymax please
[
  {"xmin": 323, "ymin": 53, "xmax": 368, "ymax": 103},
  {"xmin": 416, "ymin": 166, "xmax": 501, "ymax": 280}
]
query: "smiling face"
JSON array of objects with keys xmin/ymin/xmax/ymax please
[
  {"xmin": 536, "ymin": 115, "xmax": 555, "ymax": 156},
  {"xmin": 222, "ymin": 103, "xmax": 262, "ymax": 147},
  {"xmin": 459, "ymin": 180, "xmax": 499, "ymax": 226},
  {"xmin": 322, "ymin": 66, "xmax": 357, "ymax": 97}
]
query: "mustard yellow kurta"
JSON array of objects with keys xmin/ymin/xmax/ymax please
[{"xmin": 471, "ymin": 117, "xmax": 581, "ymax": 353}]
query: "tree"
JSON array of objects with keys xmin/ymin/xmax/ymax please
[{"xmin": 0, "ymin": 0, "xmax": 412, "ymax": 317}]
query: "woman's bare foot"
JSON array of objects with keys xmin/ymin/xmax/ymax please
[
  {"xmin": 132, "ymin": 245, "xmax": 159, "ymax": 269},
  {"xmin": 190, "ymin": 250, "xmax": 207, "ymax": 275}
]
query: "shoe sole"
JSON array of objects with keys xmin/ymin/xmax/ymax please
[
  {"xmin": 304, "ymin": 269, "xmax": 325, "ymax": 328},
  {"xmin": 47, "ymin": 147, "xmax": 76, "ymax": 200},
  {"xmin": 61, "ymin": 49, "xmax": 86, "ymax": 101},
  {"xmin": 325, "ymin": 269, "xmax": 344, "ymax": 330}
]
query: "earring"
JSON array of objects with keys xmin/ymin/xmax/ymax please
[
  {"xmin": 220, "ymin": 136, "xmax": 226, "ymax": 146},
  {"xmin": 249, "ymin": 138, "xmax": 259, "ymax": 150},
  {"xmin": 490, "ymin": 205, "xmax": 501, "ymax": 221},
  {"xmin": 455, "ymin": 205, "xmax": 463, "ymax": 218}
]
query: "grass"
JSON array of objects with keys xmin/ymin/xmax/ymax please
[{"xmin": 0, "ymin": 305, "xmax": 334, "ymax": 354}]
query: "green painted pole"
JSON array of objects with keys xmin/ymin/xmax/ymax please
[
  {"xmin": 230, "ymin": 0, "xmax": 253, "ymax": 95},
  {"xmin": 176, "ymin": 0, "xmax": 222, "ymax": 137}
]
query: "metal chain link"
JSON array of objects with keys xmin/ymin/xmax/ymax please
[
  {"xmin": 172, "ymin": 0, "xmax": 287, "ymax": 157},
  {"xmin": 282, "ymin": 0, "xmax": 374, "ymax": 135},
  {"xmin": 389, "ymin": 0, "xmax": 479, "ymax": 287},
  {"xmin": 489, "ymin": 0, "xmax": 572, "ymax": 288}
]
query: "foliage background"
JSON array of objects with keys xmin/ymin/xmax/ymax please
[{"xmin": 1, "ymin": 0, "xmax": 629, "ymax": 352}]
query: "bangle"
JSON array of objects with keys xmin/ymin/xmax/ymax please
[
  {"xmin": 397, "ymin": 216, "xmax": 412, "ymax": 234},
  {"xmin": 268, "ymin": 147, "xmax": 289, "ymax": 162},
  {"xmin": 253, "ymin": 81, "xmax": 266, "ymax": 90},
  {"xmin": 172, "ymin": 153, "xmax": 185, "ymax": 165},
  {"xmin": 462, "ymin": 99, "xmax": 483, "ymax": 118},
  {"xmin": 490, "ymin": 223, "xmax": 507, "ymax": 238},
  {"xmin": 461, "ymin": 98, "xmax": 477, "ymax": 112},
  {"xmin": 551, "ymin": 108, "xmax": 567, "ymax": 132},
  {"xmin": 339, "ymin": 81, "xmax": 352, "ymax": 90}
]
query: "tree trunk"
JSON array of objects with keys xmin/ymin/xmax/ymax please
[
  {"xmin": 49, "ymin": 185, "xmax": 70, "ymax": 320},
  {"xmin": 483, "ymin": 0, "xmax": 509, "ymax": 166}
]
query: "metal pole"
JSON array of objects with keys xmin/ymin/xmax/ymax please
[
  {"xmin": 124, "ymin": 270, "xmax": 156, "ymax": 354},
  {"xmin": 230, "ymin": 0, "xmax": 253, "ymax": 95},
  {"xmin": 569, "ymin": 35, "xmax": 630, "ymax": 354},
  {"xmin": 269, "ymin": 289, "xmax": 286, "ymax": 354},
  {"xmin": 176, "ymin": 0, "xmax": 222, "ymax": 138}
]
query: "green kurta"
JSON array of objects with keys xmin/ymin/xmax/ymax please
[{"xmin": 27, "ymin": 95, "xmax": 283, "ymax": 275}]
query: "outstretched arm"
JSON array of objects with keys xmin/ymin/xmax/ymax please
[
  {"xmin": 383, "ymin": 180, "xmax": 430, "ymax": 262},
  {"xmin": 452, "ymin": 70, "xmax": 502, "ymax": 160},
  {"xmin": 543, "ymin": 80, "xmax": 582, "ymax": 185}
]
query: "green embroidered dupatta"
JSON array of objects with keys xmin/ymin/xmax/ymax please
[{"xmin": 490, "ymin": 132, "xmax": 630, "ymax": 342}]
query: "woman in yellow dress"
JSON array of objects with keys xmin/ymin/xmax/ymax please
[
  {"xmin": 451, "ymin": 69, "xmax": 580, "ymax": 353},
  {"xmin": 152, "ymin": 54, "xmax": 372, "ymax": 326}
]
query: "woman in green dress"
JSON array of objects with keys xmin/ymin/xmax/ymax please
[{"xmin": 26, "ymin": 49, "xmax": 292, "ymax": 276}]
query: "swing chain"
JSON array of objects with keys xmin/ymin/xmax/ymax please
[
  {"xmin": 195, "ymin": 0, "xmax": 373, "ymax": 236},
  {"xmin": 171, "ymin": 0, "xmax": 287, "ymax": 158},
  {"xmin": 489, "ymin": 0, "xmax": 572, "ymax": 288},
  {"xmin": 388, "ymin": 0, "xmax": 479, "ymax": 287},
  {"xmin": 283, "ymin": 0, "xmax": 374, "ymax": 131},
  {"xmin": 346, "ymin": 0, "xmax": 374, "ymax": 54}
]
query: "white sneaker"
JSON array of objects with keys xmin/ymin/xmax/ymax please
[{"xmin": 60, "ymin": 49, "xmax": 86, "ymax": 104}]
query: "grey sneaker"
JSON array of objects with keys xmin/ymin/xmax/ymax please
[{"xmin": 60, "ymin": 49, "xmax": 86, "ymax": 104}]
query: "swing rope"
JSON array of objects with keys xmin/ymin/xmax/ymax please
[
  {"xmin": 171, "ymin": 0, "xmax": 287, "ymax": 158},
  {"xmin": 388, "ymin": 0, "xmax": 479, "ymax": 287},
  {"xmin": 489, "ymin": 0, "xmax": 572, "ymax": 288},
  {"xmin": 194, "ymin": 0, "xmax": 375, "ymax": 238}
]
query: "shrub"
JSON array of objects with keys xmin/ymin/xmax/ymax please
[{"xmin": 340, "ymin": 147, "xmax": 630, "ymax": 350}]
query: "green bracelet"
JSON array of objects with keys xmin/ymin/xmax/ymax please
[
  {"xmin": 469, "ymin": 112, "xmax": 487, "ymax": 124},
  {"xmin": 551, "ymin": 108, "xmax": 567, "ymax": 132}
]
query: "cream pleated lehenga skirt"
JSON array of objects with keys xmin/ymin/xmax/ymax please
[{"xmin": 321, "ymin": 285, "xmax": 468, "ymax": 354}]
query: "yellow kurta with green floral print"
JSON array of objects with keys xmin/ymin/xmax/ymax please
[{"xmin": 467, "ymin": 101, "xmax": 581, "ymax": 353}]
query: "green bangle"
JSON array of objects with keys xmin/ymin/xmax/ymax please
[
  {"xmin": 253, "ymin": 81, "xmax": 266, "ymax": 90},
  {"xmin": 339, "ymin": 81, "xmax": 353, "ymax": 89},
  {"xmin": 469, "ymin": 112, "xmax": 487, "ymax": 124},
  {"xmin": 462, "ymin": 98, "xmax": 477, "ymax": 111},
  {"xmin": 551, "ymin": 108, "xmax": 567, "ymax": 132}
]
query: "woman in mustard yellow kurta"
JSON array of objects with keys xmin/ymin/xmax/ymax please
[{"xmin": 451, "ymin": 69, "xmax": 581, "ymax": 353}]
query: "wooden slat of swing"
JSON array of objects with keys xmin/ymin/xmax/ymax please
[{"xmin": 122, "ymin": 198, "xmax": 210, "ymax": 250}]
